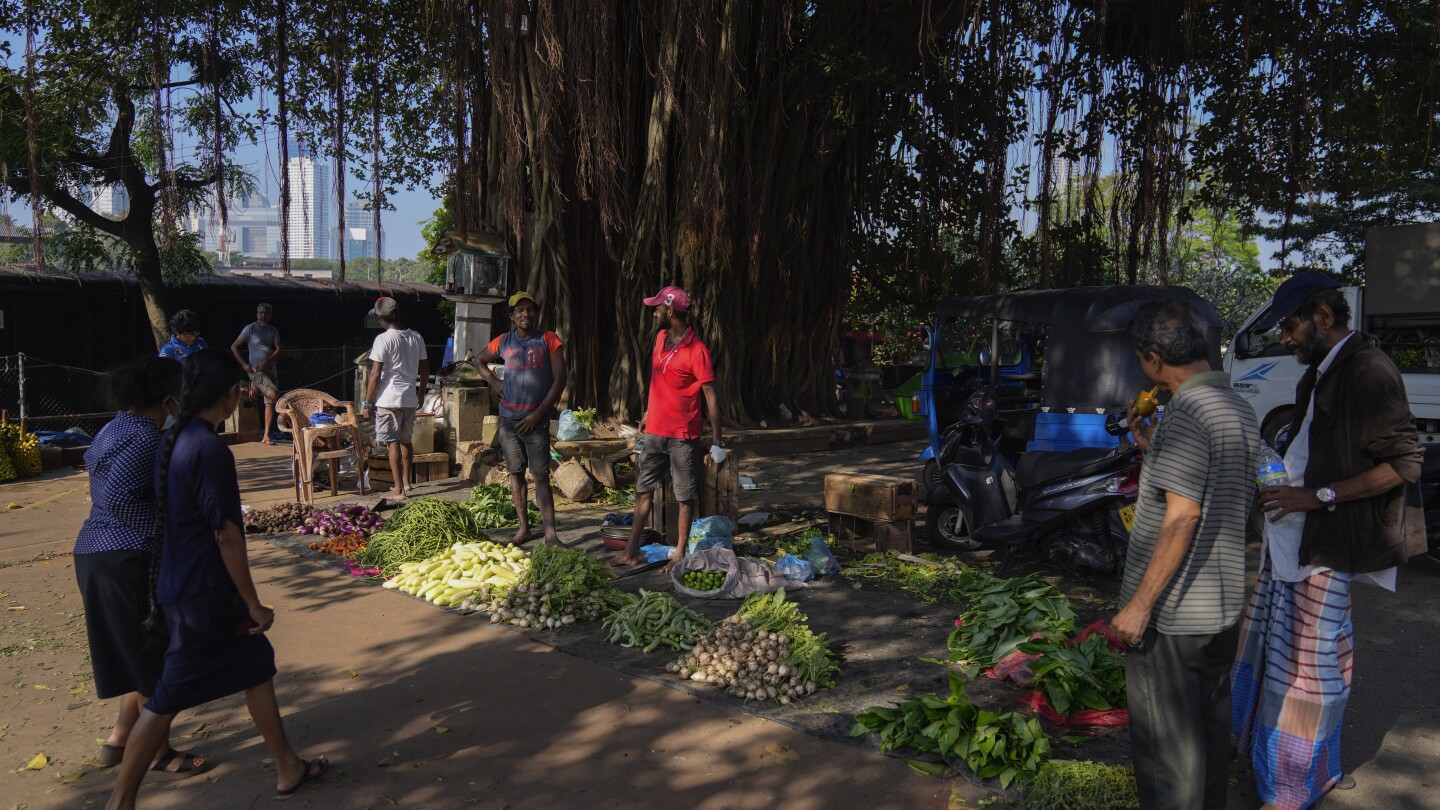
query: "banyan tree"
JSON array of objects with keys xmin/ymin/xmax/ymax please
[{"xmin": 2, "ymin": 0, "xmax": 1436, "ymax": 423}]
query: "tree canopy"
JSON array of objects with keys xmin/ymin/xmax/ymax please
[{"xmin": 2, "ymin": 0, "xmax": 1435, "ymax": 420}]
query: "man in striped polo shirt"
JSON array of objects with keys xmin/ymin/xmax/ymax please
[{"xmin": 1113, "ymin": 298, "xmax": 1259, "ymax": 810}]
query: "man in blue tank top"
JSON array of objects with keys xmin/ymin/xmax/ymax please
[{"xmin": 471, "ymin": 292, "xmax": 567, "ymax": 545}]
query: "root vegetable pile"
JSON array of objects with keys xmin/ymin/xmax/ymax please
[
  {"xmin": 245, "ymin": 502, "xmax": 314, "ymax": 534},
  {"xmin": 666, "ymin": 591, "xmax": 837, "ymax": 704},
  {"xmin": 309, "ymin": 533, "xmax": 367, "ymax": 557},
  {"xmin": 384, "ymin": 540, "xmax": 529, "ymax": 607},
  {"xmin": 475, "ymin": 544, "xmax": 622, "ymax": 628},
  {"xmin": 603, "ymin": 590, "xmax": 712, "ymax": 652},
  {"xmin": 355, "ymin": 498, "xmax": 487, "ymax": 574},
  {"xmin": 298, "ymin": 504, "xmax": 384, "ymax": 537}
]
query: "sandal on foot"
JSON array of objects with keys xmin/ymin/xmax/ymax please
[
  {"xmin": 145, "ymin": 749, "xmax": 209, "ymax": 782},
  {"xmin": 100, "ymin": 743, "xmax": 125, "ymax": 768},
  {"xmin": 276, "ymin": 757, "xmax": 329, "ymax": 796}
]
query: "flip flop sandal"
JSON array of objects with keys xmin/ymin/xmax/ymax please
[
  {"xmin": 276, "ymin": 757, "xmax": 329, "ymax": 797},
  {"xmin": 99, "ymin": 743, "xmax": 125, "ymax": 768},
  {"xmin": 145, "ymin": 749, "xmax": 210, "ymax": 782},
  {"xmin": 621, "ymin": 513, "xmax": 633, "ymax": 525},
  {"xmin": 600, "ymin": 513, "xmax": 619, "ymax": 526}
]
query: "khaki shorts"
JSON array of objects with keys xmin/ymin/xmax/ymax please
[
  {"xmin": 248, "ymin": 369, "xmax": 278, "ymax": 398},
  {"xmin": 375, "ymin": 407, "xmax": 416, "ymax": 445}
]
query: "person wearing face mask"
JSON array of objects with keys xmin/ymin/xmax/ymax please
[
  {"xmin": 74, "ymin": 357, "xmax": 208, "ymax": 780},
  {"xmin": 158, "ymin": 310, "xmax": 207, "ymax": 363},
  {"xmin": 1232, "ymin": 272, "xmax": 1425, "ymax": 810}
]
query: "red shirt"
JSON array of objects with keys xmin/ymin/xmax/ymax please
[{"xmin": 646, "ymin": 329, "xmax": 715, "ymax": 440}]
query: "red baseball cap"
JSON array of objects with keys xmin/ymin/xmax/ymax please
[{"xmin": 643, "ymin": 285, "xmax": 690, "ymax": 312}]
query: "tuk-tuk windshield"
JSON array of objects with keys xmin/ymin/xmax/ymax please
[{"xmin": 934, "ymin": 318, "xmax": 1025, "ymax": 370}]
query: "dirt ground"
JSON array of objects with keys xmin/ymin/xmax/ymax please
[{"xmin": 2, "ymin": 439, "xmax": 1439, "ymax": 809}]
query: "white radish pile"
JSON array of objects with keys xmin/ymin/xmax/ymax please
[
  {"xmin": 382, "ymin": 541, "xmax": 529, "ymax": 607},
  {"xmin": 666, "ymin": 619, "xmax": 818, "ymax": 704}
]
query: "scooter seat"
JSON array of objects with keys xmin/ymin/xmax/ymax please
[{"xmin": 1015, "ymin": 447, "xmax": 1120, "ymax": 489}]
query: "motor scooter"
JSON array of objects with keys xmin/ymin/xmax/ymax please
[{"xmin": 924, "ymin": 387, "xmax": 1140, "ymax": 579}]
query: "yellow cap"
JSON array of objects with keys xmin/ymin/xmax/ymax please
[{"xmin": 507, "ymin": 291, "xmax": 538, "ymax": 308}]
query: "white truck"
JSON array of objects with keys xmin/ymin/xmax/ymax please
[{"xmin": 1224, "ymin": 223, "xmax": 1440, "ymax": 448}]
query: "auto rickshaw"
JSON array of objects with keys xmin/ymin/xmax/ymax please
[{"xmin": 915, "ymin": 286, "xmax": 1222, "ymax": 500}]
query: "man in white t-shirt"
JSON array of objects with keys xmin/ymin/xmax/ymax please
[{"xmin": 363, "ymin": 297, "xmax": 430, "ymax": 498}]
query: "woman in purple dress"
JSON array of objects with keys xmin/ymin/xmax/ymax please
[
  {"xmin": 107, "ymin": 351, "xmax": 325, "ymax": 809},
  {"xmin": 75, "ymin": 357, "xmax": 207, "ymax": 778}
]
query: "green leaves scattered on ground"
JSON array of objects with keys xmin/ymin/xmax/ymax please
[
  {"xmin": 852, "ymin": 673, "xmax": 1050, "ymax": 789},
  {"xmin": 463, "ymin": 483, "xmax": 542, "ymax": 528}
]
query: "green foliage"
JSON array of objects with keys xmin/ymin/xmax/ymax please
[
  {"xmin": 1021, "ymin": 760, "xmax": 1140, "ymax": 810},
  {"xmin": 948, "ymin": 575, "xmax": 1076, "ymax": 672},
  {"xmin": 418, "ymin": 202, "xmax": 454, "ymax": 327},
  {"xmin": 1020, "ymin": 634, "xmax": 1127, "ymax": 716},
  {"xmin": 462, "ymin": 482, "xmax": 541, "ymax": 529},
  {"xmin": 852, "ymin": 673, "xmax": 1051, "ymax": 789}
]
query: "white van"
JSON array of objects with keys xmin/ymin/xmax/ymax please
[{"xmin": 1223, "ymin": 224, "xmax": 1440, "ymax": 447}]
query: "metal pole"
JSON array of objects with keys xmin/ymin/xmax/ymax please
[
  {"xmin": 989, "ymin": 321, "xmax": 999, "ymax": 383},
  {"xmin": 17, "ymin": 352, "xmax": 26, "ymax": 422}
]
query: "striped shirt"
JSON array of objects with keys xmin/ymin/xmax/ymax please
[{"xmin": 1120, "ymin": 371, "xmax": 1259, "ymax": 635}]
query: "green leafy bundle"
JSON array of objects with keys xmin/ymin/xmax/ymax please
[
  {"xmin": 735, "ymin": 591, "xmax": 840, "ymax": 689},
  {"xmin": 1022, "ymin": 634, "xmax": 1127, "ymax": 715},
  {"xmin": 1021, "ymin": 760, "xmax": 1139, "ymax": 809},
  {"xmin": 948, "ymin": 575, "xmax": 1075, "ymax": 671},
  {"xmin": 852, "ymin": 673, "xmax": 1051, "ymax": 788},
  {"xmin": 463, "ymin": 483, "xmax": 541, "ymax": 528}
]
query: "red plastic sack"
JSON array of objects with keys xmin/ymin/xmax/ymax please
[
  {"xmin": 1019, "ymin": 690, "xmax": 1130, "ymax": 728},
  {"xmin": 1075, "ymin": 618, "xmax": 1124, "ymax": 649},
  {"xmin": 985, "ymin": 649, "xmax": 1044, "ymax": 686}
]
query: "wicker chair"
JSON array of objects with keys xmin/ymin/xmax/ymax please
[{"xmin": 275, "ymin": 389, "xmax": 368, "ymax": 505}]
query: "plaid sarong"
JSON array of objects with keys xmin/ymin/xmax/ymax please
[{"xmin": 1232, "ymin": 563, "xmax": 1353, "ymax": 810}]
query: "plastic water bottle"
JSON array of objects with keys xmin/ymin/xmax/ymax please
[{"xmin": 1257, "ymin": 443, "xmax": 1288, "ymax": 488}]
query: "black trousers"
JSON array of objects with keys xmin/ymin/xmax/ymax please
[{"xmin": 1126, "ymin": 622, "xmax": 1240, "ymax": 810}]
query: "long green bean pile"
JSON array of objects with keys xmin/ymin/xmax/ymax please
[
  {"xmin": 604, "ymin": 590, "xmax": 712, "ymax": 652},
  {"xmin": 356, "ymin": 498, "xmax": 487, "ymax": 574}
]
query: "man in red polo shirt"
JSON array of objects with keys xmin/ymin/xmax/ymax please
[{"xmin": 614, "ymin": 286, "xmax": 725, "ymax": 570}]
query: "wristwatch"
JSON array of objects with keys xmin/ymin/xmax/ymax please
[{"xmin": 1316, "ymin": 487, "xmax": 1337, "ymax": 511}]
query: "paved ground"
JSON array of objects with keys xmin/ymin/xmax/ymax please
[{"xmin": 1, "ymin": 439, "xmax": 1438, "ymax": 808}]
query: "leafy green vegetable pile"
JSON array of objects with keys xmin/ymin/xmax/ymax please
[
  {"xmin": 462, "ymin": 483, "xmax": 542, "ymax": 528},
  {"xmin": 1022, "ymin": 633, "xmax": 1127, "ymax": 715},
  {"xmin": 948, "ymin": 574, "xmax": 1076, "ymax": 672},
  {"xmin": 478, "ymin": 543, "xmax": 623, "ymax": 627},
  {"xmin": 852, "ymin": 673, "xmax": 1051, "ymax": 788},
  {"xmin": 356, "ymin": 498, "xmax": 487, "ymax": 574},
  {"xmin": 841, "ymin": 551, "xmax": 994, "ymax": 605},
  {"xmin": 1021, "ymin": 760, "xmax": 1139, "ymax": 809}
]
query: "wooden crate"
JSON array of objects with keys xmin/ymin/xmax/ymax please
[
  {"xmin": 823, "ymin": 473, "xmax": 917, "ymax": 521},
  {"xmin": 827, "ymin": 512, "xmax": 914, "ymax": 554},
  {"xmin": 645, "ymin": 451, "xmax": 742, "ymax": 544},
  {"xmin": 369, "ymin": 451, "xmax": 450, "ymax": 485}
]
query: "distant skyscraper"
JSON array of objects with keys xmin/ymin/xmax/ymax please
[
  {"xmin": 286, "ymin": 150, "xmax": 331, "ymax": 260},
  {"xmin": 90, "ymin": 185, "xmax": 129, "ymax": 219}
]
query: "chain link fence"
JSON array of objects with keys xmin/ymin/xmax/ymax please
[{"xmin": 0, "ymin": 344, "xmax": 449, "ymax": 438}]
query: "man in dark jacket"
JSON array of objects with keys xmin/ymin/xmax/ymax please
[{"xmin": 1232, "ymin": 271, "xmax": 1425, "ymax": 810}]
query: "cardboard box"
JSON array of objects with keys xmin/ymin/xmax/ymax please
[{"xmin": 823, "ymin": 473, "xmax": 917, "ymax": 522}]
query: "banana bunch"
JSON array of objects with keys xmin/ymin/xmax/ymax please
[{"xmin": 0, "ymin": 424, "xmax": 41, "ymax": 478}]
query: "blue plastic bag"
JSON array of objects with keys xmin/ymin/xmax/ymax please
[
  {"xmin": 556, "ymin": 409, "xmax": 591, "ymax": 441},
  {"xmin": 804, "ymin": 533, "xmax": 841, "ymax": 577},
  {"xmin": 640, "ymin": 544, "xmax": 674, "ymax": 564},
  {"xmin": 687, "ymin": 516, "xmax": 735, "ymax": 555},
  {"xmin": 776, "ymin": 554, "xmax": 815, "ymax": 583},
  {"xmin": 309, "ymin": 412, "xmax": 338, "ymax": 427}
]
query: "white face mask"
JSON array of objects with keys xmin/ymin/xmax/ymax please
[{"xmin": 162, "ymin": 414, "xmax": 178, "ymax": 430}]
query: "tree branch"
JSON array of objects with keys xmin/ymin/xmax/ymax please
[
  {"xmin": 153, "ymin": 168, "xmax": 221, "ymax": 192},
  {"xmin": 127, "ymin": 78, "xmax": 203, "ymax": 92},
  {"xmin": 3, "ymin": 172, "xmax": 127, "ymax": 239}
]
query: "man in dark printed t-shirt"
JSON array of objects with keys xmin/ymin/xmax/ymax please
[
  {"xmin": 1113, "ymin": 298, "xmax": 1259, "ymax": 810},
  {"xmin": 470, "ymin": 292, "xmax": 566, "ymax": 546}
]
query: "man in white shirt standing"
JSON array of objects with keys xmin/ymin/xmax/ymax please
[{"xmin": 363, "ymin": 297, "xmax": 430, "ymax": 499}]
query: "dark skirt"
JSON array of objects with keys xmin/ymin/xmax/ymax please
[
  {"xmin": 146, "ymin": 585, "xmax": 277, "ymax": 715},
  {"xmin": 75, "ymin": 551, "xmax": 166, "ymax": 699}
]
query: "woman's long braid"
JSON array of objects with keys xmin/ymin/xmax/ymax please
[{"xmin": 144, "ymin": 349, "xmax": 244, "ymax": 637}]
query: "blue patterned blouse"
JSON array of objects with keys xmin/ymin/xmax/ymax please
[{"xmin": 74, "ymin": 411, "xmax": 162, "ymax": 555}]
